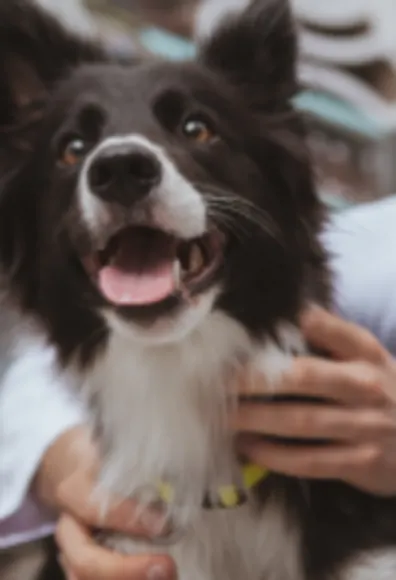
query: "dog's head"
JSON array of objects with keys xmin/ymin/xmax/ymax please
[{"xmin": 0, "ymin": 0, "xmax": 328, "ymax": 360}]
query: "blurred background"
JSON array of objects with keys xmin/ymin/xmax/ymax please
[{"xmin": 38, "ymin": 0, "xmax": 396, "ymax": 211}]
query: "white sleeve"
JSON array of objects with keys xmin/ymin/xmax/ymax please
[
  {"xmin": 0, "ymin": 324, "xmax": 87, "ymax": 522},
  {"xmin": 323, "ymin": 197, "xmax": 396, "ymax": 354}
]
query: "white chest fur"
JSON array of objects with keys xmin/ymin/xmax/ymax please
[{"xmin": 81, "ymin": 311, "xmax": 303, "ymax": 580}]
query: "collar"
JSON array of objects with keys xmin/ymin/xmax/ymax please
[{"xmin": 157, "ymin": 463, "xmax": 269, "ymax": 510}]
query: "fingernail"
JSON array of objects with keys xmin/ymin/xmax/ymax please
[{"xmin": 147, "ymin": 564, "xmax": 169, "ymax": 580}]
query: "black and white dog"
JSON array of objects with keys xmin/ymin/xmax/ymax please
[{"xmin": 1, "ymin": 1, "xmax": 396, "ymax": 579}]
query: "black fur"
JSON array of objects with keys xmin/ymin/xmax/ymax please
[
  {"xmin": 0, "ymin": 2, "xmax": 395, "ymax": 580},
  {"xmin": 0, "ymin": 0, "xmax": 328, "ymax": 364},
  {"xmin": 36, "ymin": 540, "xmax": 64, "ymax": 580}
]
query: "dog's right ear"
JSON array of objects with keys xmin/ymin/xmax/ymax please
[
  {"xmin": 0, "ymin": 1, "xmax": 103, "ymax": 150},
  {"xmin": 199, "ymin": 0, "xmax": 297, "ymax": 111}
]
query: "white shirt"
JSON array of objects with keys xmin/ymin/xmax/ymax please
[
  {"xmin": 1, "ymin": 197, "xmax": 396, "ymax": 548},
  {"xmin": 0, "ymin": 321, "xmax": 86, "ymax": 548},
  {"xmin": 324, "ymin": 196, "xmax": 396, "ymax": 355}
]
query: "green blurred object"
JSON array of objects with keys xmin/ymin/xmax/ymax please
[
  {"xmin": 139, "ymin": 27, "xmax": 196, "ymax": 60},
  {"xmin": 295, "ymin": 92, "xmax": 380, "ymax": 140}
]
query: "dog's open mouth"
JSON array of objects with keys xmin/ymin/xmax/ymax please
[{"xmin": 83, "ymin": 227, "xmax": 224, "ymax": 307}]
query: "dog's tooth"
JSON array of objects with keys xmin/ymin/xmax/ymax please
[
  {"xmin": 173, "ymin": 259, "xmax": 181, "ymax": 288},
  {"xmin": 189, "ymin": 243, "xmax": 204, "ymax": 275}
]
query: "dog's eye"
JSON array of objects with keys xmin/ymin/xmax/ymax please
[
  {"xmin": 59, "ymin": 137, "xmax": 87, "ymax": 166},
  {"xmin": 182, "ymin": 117, "xmax": 216, "ymax": 144}
]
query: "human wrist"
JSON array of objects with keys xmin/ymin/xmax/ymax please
[{"xmin": 34, "ymin": 425, "xmax": 96, "ymax": 510}]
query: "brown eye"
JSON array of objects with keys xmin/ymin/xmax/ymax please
[
  {"xmin": 59, "ymin": 137, "xmax": 87, "ymax": 166},
  {"xmin": 183, "ymin": 117, "xmax": 216, "ymax": 144}
]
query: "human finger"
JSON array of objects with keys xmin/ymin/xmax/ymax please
[
  {"xmin": 301, "ymin": 306, "xmax": 388, "ymax": 364},
  {"xmin": 238, "ymin": 357, "xmax": 387, "ymax": 406},
  {"xmin": 237, "ymin": 437, "xmax": 371, "ymax": 481},
  {"xmin": 56, "ymin": 514, "xmax": 176, "ymax": 580},
  {"xmin": 56, "ymin": 470, "xmax": 166, "ymax": 539},
  {"xmin": 231, "ymin": 402, "xmax": 394, "ymax": 442}
]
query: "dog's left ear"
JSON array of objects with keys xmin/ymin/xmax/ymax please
[{"xmin": 200, "ymin": 0, "xmax": 297, "ymax": 110}]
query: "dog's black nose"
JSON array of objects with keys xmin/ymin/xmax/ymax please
[{"xmin": 88, "ymin": 145, "xmax": 161, "ymax": 206}]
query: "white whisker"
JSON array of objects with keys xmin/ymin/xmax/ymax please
[{"xmin": 194, "ymin": 183, "xmax": 282, "ymax": 245}]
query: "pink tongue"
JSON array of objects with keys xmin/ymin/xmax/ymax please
[
  {"xmin": 99, "ymin": 261, "xmax": 175, "ymax": 306},
  {"xmin": 97, "ymin": 229, "xmax": 177, "ymax": 306}
]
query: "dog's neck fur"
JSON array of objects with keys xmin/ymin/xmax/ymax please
[{"xmin": 80, "ymin": 309, "xmax": 300, "ymax": 524}]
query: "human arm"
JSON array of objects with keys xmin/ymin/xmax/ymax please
[
  {"xmin": 35, "ymin": 427, "xmax": 175, "ymax": 580},
  {"xmin": 0, "ymin": 333, "xmax": 87, "ymax": 548},
  {"xmin": 0, "ymin": 325, "xmax": 174, "ymax": 580}
]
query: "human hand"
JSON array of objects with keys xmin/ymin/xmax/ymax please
[
  {"xmin": 35, "ymin": 427, "xmax": 176, "ymax": 580},
  {"xmin": 232, "ymin": 306, "xmax": 396, "ymax": 496},
  {"xmin": 57, "ymin": 514, "xmax": 175, "ymax": 580}
]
